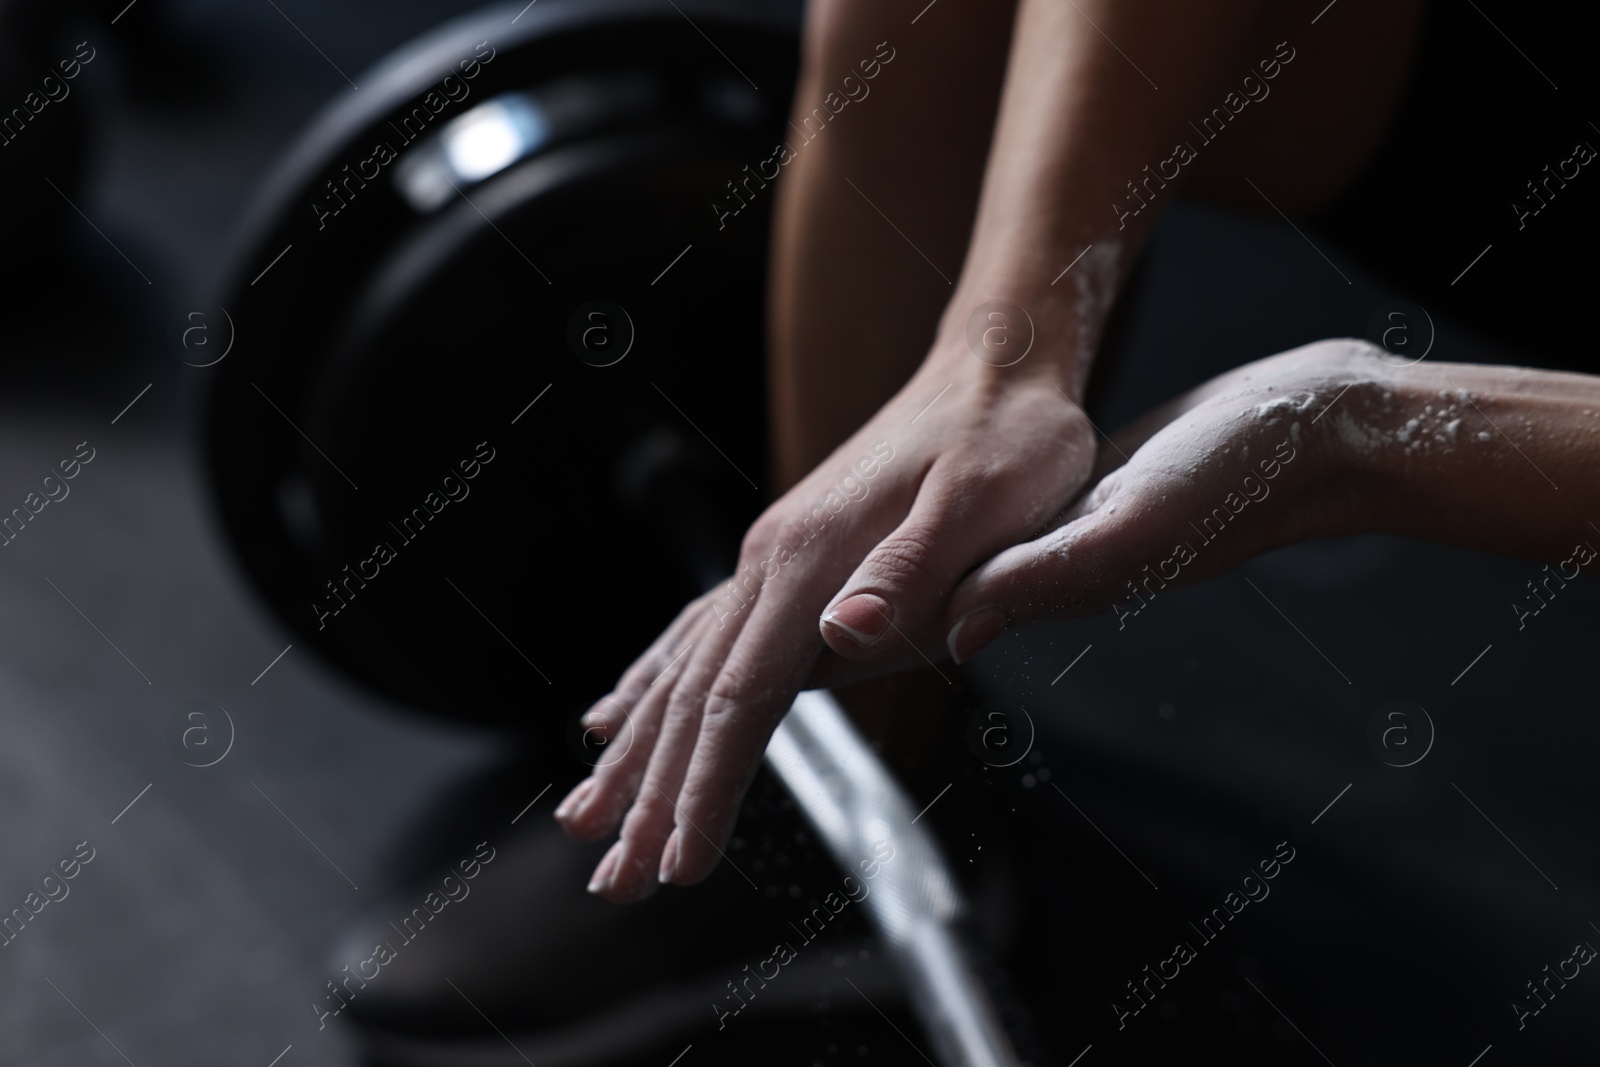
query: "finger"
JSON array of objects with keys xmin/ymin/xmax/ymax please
[
  {"xmin": 572, "ymin": 598, "xmax": 723, "ymax": 838},
  {"xmin": 942, "ymin": 496, "xmax": 1145, "ymax": 663},
  {"xmin": 939, "ymin": 363, "xmax": 1347, "ymax": 663},
  {"xmin": 818, "ymin": 462, "xmax": 1071, "ymax": 661},
  {"xmin": 663, "ymin": 573, "xmax": 830, "ymax": 886},
  {"xmin": 585, "ymin": 592, "xmax": 706, "ymax": 731},
  {"xmin": 941, "ymin": 436, "xmax": 1298, "ymax": 662},
  {"xmin": 579, "ymin": 601, "xmax": 703, "ymax": 740},
  {"xmin": 553, "ymin": 595, "xmax": 709, "ymax": 828},
  {"xmin": 557, "ymin": 609, "xmax": 712, "ymax": 841},
  {"xmin": 592, "ymin": 585, "xmax": 752, "ymax": 902},
  {"xmin": 573, "ymin": 637, "xmax": 681, "ymax": 746},
  {"xmin": 807, "ymin": 631, "xmax": 944, "ymax": 690},
  {"xmin": 559, "ymin": 691, "xmax": 666, "ymax": 841}
]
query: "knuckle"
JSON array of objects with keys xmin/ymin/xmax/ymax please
[
  {"xmin": 626, "ymin": 651, "xmax": 673, "ymax": 694},
  {"xmin": 595, "ymin": 754, "xmax": 642, "ymax": 793},
  {"xmin": 1078, "ymin": 471, "xmax": 1125, "ymax": 516},
  {"xmin": 619, "ymin": 794, "xmax": 665, "ymax": 838},
  {"xmin": 614, "ymin": 812, "xmax": 659, "ymax": 857},
  {"xmin": 1337, "ymin": 337, "xmax": 1386, "ymax": 362},
  {"xmin": 681, "ymin": 591, "xmax": 719, "ymax": 625},
  {"xmin": 704, "ymin": 671, "xmax": 747, "ymax": 721},
  {"xmin": 1295, "ymin": 337, "xmax": 1383, "ymax": 369},
  {"xmin": 616, "ymin": 657, "xmax": 660, "ymax": 695},
  {"xmin": 727, "ymin": 521, "xmax": 788, "ymax": 600},
  {"xmin": 591, "ymin": 692, "xmax": 631, "ymax": 728},
  {"xmin": 666, "ymin": 680, "xmax": 708, "ymax": 722},
  {"xmin": 703, "ymin": 659, "xmax": 785, "ymax": 727},
  {"xmin": 866, "ymin": 527, "xmax": 943, "ymax": 588},
  {"xmin": 739, "ymin": 512, "xmax": 783, "ymax": 562}
]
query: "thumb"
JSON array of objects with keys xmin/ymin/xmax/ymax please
[
  {"xmin": 941, "ymin": 470, "xmax": 1165, "ymax": 663},
  {"xmin": 819, "ymin": 469, "xmax": 1055, "ymax": 662}
]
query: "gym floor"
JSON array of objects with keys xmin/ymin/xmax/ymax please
[
  {"xmin": 8, "ymin": 4, "xmax": 510, "ymax": 1066},
  {"xmin": 4, "ymin": 1, "xmax": 1597, "ymax": 1065}
]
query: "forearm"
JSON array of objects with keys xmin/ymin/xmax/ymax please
[
  {"xmin": 770, "ymin": 0, "xmax": 1295, "ymax": 479},
  {"xmin": 937, "ymin": 0, "xmax": 1292, "ymax": 398},
  {"xmin": 1335, "ymin": 361, "xmax": 1600, "ymax": 560},
  {"xmin": 768, "ymin": 0, "xmax": 1017, "ymax": 487},
  {"xmin": 937, "ymin": 343, "xmax": 1600, "ymax": 664}
]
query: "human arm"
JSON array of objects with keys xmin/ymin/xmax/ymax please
[
  {"xmin": 555, "ymin": 0, "xmax": 1419, "ymax": 901},
  {"xmin": 942, "ymin": 340, "xmax": 1600, "ymax": 659}
]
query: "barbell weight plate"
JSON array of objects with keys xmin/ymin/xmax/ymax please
[{"xmin": 206, "ymin": 0, "xmax": 798, "ymax": 724}]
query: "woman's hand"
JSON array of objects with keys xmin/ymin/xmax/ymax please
[
  {"xmin": 554, "ymin": 341, "xmax": 1097, "ymax": 902},
  {"xmin": 939, "ymin": 340, "xmax": 1423, "ymax": 656},
  {"xmin": 554, "ymin": 332, "xmax": 1600, "ymax": 901}
]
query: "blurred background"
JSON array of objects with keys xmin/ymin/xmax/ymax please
[{"xmin": 1, "ymin": 0, "xmax": 1596, "ymax": 1064}]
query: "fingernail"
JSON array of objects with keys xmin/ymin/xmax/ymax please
[
  {"xmin": 947, "ymin": 608, "xmax": 1006, "ymax": 665},
  {"xmin": 821, "ymin": 593, "xmax": 893, "ymax": 647},
  {"xmin": 554, "ymin": 778, "xmax": 594, "ymax": 821},
  {"xmin": 587, "ymin": 841, "xmax": 623, "ymax": 895},
  {"xmin": 658, "ymin": 828, "xmax": 681, "ymax": 884}
]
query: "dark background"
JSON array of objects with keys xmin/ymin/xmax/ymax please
[{"xmin": 0, "ymin": 0, "xmax": 1595, "ymax": 1064}]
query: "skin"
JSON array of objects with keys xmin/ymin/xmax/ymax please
[
  {"xmin": 945, "ymin": 342, "xmax": 1600, "ymax": 654},
  {"xmin": 555, "ymin": 0, "xmax": 1428, "ymax": 901}
]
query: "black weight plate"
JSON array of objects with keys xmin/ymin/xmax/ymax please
[
  {"xmin": 300, "ymin": 133, "xmax": 771, "ymax": 723},
  {"xmin": 205, "ymin": 0, "xmax": 799, "ymax": 726}
]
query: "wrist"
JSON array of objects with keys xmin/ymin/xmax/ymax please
[
  {"xmin": 925, "ymin": 291, "xmax": 1091, "ymax": 402},
  {"xmin": 914, "ymin": 330, "xmax": 1086, "ymax": 415},
  {"xmin": 1304, "ymin": 351, "xmax": 1449, "ymax": 533},
  {"xmin": 930, "ymin": 245, "xmax": 1126, "ymax": 404}
]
